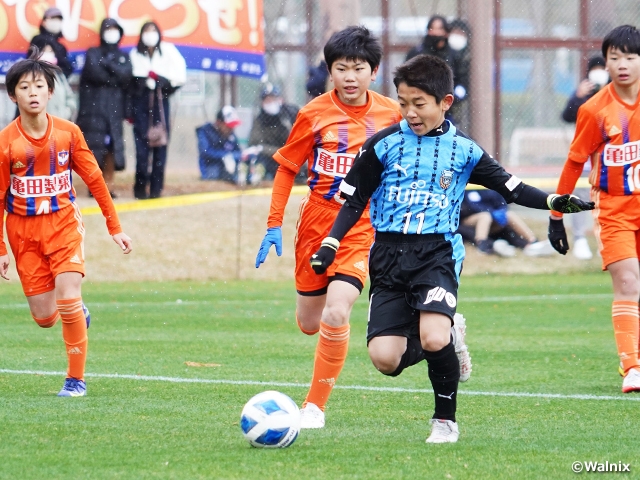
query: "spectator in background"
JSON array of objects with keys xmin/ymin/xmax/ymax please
[
  {"xmin": 562, "ymin": 56, "xmax": 608, "ymax": 123},
  {"xmin": 458, "ymin": 189, "xmax": 554, "ymax": 257},
  {"xmin": 37, "ymin": 42, "xmax": 76, "ymax": 121},
  {"xmin": 447, "ymin": 19, "xmax": 471, "ymax": 132},
  {"xmin": 129, "ymin": 21, "xmax": 186, "ymax": 199},
  {"xmin": 196, "ymin": 106, "xmax": 242, "ymax": 183},
  {"xmin": 29, "ymin": 7, "xmax": 73, "ymax": 78},
  {"xmin": 245, "ymin": 83, "xmax": 300, "ymax": 185},
  {"xmin": 306, "ymin": 59, "xmax": 329, "ymax": 99},
  {"xmin": 558, "ymin": 56, "xmax": 607, "ymax": 260},
  {"xmin": 406, "ymin": 15, "xmax": 469, "ymax": 126},
  {"xmin": 76, "ymin": 18, "xmax": 132, "ymax": 198}
]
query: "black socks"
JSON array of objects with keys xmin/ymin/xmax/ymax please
[{"xmin": 424, "ymin": 342, "xmax": 460, "ymax": 422}]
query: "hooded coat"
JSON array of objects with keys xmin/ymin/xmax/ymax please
[
  {"xmin": 75, "ymin": 19, "xmax": 132, "ymax": 171},
  {"xmin": 30, "ymin": 25, "xmax": 73, "ymax": 78}
]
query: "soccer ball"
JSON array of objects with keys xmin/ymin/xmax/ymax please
[{"xmin": 240, "ymin": 390, "xmax": 301, "ymax": 448}]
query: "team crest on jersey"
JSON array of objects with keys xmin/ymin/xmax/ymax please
[
  {"xmin": 439, "ymin": 169, "xmax": 454, "ymax": 189},
  {"xmin": 57, "ymin": 150, "xmax": 69, "ymax": 166}
]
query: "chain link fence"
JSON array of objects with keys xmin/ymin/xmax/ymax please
[{"xmin": 0, "ymin": 1, "xmax": 639, "ymax": 182}]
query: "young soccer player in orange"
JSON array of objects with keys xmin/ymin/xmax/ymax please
[
  {"xmin": 255, "ymin": 26, "xmax": 403, "ymax": 428},
  {"xmin": 0, "ymin": 48, "xmax": 132, "ymax": 397},
  {"xmin": 548, "ymin": 25, "xmax": 640, "ymax": 393}
]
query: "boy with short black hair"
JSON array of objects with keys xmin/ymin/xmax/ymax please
[
  {"xmin": 310, "ymin": 54, "xmax": 593, "ymax": 443},
  {"xmin": 0, "ymin": 48, "xmax": 132, "ymax": 397},
  {"xmin": 255, "ymin": 25, "xmax": 403, "ymax": 428},
  {"xmin": 548, "ymin": 24, "xmax": 640, "ymax": 393}
]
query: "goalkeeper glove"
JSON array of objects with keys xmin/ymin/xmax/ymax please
[
  {"xmin": 255, "ymin": 227, "xmax": 282, "ymax": 268},
  {"xmin": 310, "ymin": 237, "xmax": 340, "ymax": 275},
  {"xmin": 547, "ymin": 194, "xmax": 594, "ymax": 213},
  {"xmin": 548, "ymin": 217, "xmax": 569, "ymax": 255}
]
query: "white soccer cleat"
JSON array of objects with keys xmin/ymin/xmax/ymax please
[
  {"xmin": 523, "ymin": 240, "xmax": 555, "ymax": 257},
  {"xmin": 622, "ymin": 368, "xmax": 640, "ymax": 393},
  {"xmin": 572, "ymin": 237, "xmax": 593, "ymax": 260},
  {"xmin": 492, "ymin": 239, "xmax": 516, "ymax": 257},
  {"xmin": 426, "ymin": 419, "xmax": 459, "ymax": 443},
  {"xmin": 300, "ymin": 402, "xmax": 325, "ymax": 429},
  {"xmin": 452, "ymin": 313, "xmax": 472, "ymax": 382}
]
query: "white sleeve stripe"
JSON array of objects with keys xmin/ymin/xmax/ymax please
[
  {"xmin": 340, "ymin": 179, "xmax": 356, "ymax": 196},
  {"xmin": 505, "ymin": 175, "xmax": 522, "ymax": 191}
]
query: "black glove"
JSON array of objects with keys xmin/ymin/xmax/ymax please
[
  {"xmin": 548, "ymin": 217, "xmax": 569, "ymax": 255},
  {"xmin": 310, "ymin": 237, "xmax": 340, "ymax": 275},
  {"xmin": 547, "ymin": 194, "xmax": 595, "ymax": 213}
]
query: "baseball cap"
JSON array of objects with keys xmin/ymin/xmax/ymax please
[
  {"xmin": 217, "ymin": 105, "xmax": 241, "ymax": 128},
  {"xmin": 260, "ymin": 83, "xmax": 281, "ymax": 99},
  {"xmin": 44, "ymin": 7, "xmax": 63, "ymax": 19}
]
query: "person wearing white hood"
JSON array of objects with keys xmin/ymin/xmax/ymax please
[{"xmin": 128, "ymin": 21, "xmax": 186, "ymax": 199}]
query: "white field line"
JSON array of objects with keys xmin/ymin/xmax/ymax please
[
  {"xmin": 0, "ymin": 368, "xmax": 637, "ymax": 402},
  {"xmin": 0, "ymin": 293, "xmax": 613, "ymax": 310}
]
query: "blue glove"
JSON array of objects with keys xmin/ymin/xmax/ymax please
[{"xmin": 255, "ymin": 227, "xmax": 282, "ymax": 268}]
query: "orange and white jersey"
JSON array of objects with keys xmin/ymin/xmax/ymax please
[
  {"xmin": 569, "ymin": 83, "xmax": 640, "ymax": 195},
  {"xmin": 0, "ymin": 114, "xmax": 121, "ymax": 255},
  {"xmin": 274, "ymin": 89, "xmax": 402, "ymax": 203}
]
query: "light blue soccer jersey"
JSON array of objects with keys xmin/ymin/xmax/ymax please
[{"xmin": 340, "ymin": 119, "xmax": 519, "ymax": 236}]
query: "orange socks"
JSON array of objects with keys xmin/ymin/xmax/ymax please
[
  {"xmin": 32, "ymin": 311, "xmax": 60, "ymax": 328},
  {"xmin": 57, "ymin": 297, "xmax": 88, "ymax": 381},
  {"xmin": 303, "ymin": 322, "xmax": 350, "ymax": 411},
  {"xmin": 612, "ymin": 300, "xmax": 639, "ymax": 373}
]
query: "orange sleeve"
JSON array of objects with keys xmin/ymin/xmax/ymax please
[
  {"xmin": 272, "ymin": 111, "xmax": 314, "ymax": 170},
  {"xmin": 551, "ymin": 106, "xmax": 602, "ymax": 216},
  {"xmin": 567, "ymin": 105, "xmax": 603, "ymax": 164},
  {"xmin": 0, "ymin": 150, "xmax": 10, "ymax": 256},
  {"xmin": 267, "ymin": 166, "xmax": 297, "ymax": 228},
  {"xmin": 71, "ymin": 128, "xmax": 122, "ymax": 235}
]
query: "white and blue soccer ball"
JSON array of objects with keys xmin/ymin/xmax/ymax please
[{"xmin": 240, "ymin": 390, "xmax": 301, "ymax": 448}]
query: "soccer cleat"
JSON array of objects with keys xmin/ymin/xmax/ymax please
[
  {"xmin": 57, "ymin": 378, "xmax": 87, "ymax": 397},
  {"xmin": 452, "ymin": 313, "xmax": 472, "ymax": 382},
  {"xmin": 492, "ymin": 239, "xmax": 516, "ymax": 257},
  {"xmin": 426, "ymin": 419, "xmax": 459, "ymax": 443},
  {"xmin": 82, "ymin": 303, "xmax": 91, "ymax": 329},
  {"xmin": 572, "ymin": 237, "xmax": 593, "ymax": 260},
  {"xmin": 523, "ymin": 240, "xmax": 555, "ymax": 257},
  {"xmin": 622, "ymin": 368, "xmax": 640, "ymax": 393},
  {"xmin": 618, "ymin": 362, "xmax": 624, "ymax": 377},
  {"xmin": 300, "ymin": 402, "xmax": 325, "ymax": 429}
]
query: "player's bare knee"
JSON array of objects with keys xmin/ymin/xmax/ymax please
[
  {"xmin": 296, "ymin": 313, "xmax": 319, "ymax": 335},
  {"xmin": 371, "ymin": 355, "xmax": 400, "ymax": 376},
  {"xmin": 421, "ymin": 332, "xmax": 450, "ymax": 352},
  {"xmin": 321, "ymin": 303, "xmax": 350, "ymax": 327}
]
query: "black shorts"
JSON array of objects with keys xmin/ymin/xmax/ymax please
[{"xmin": 366, "ymin": 232, "xmax": 464, "ymax": 342}]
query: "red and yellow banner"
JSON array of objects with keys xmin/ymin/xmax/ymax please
[{"xmin": 0, "ymin": 0, "xmax": 265, "ymax": 78}]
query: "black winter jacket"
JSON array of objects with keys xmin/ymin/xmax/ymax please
[{"xmin": 75, "ymin": 20, "xmax": 132, "ymax": 171}]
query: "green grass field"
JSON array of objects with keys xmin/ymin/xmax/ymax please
[{"xmin": 1, "ymin": 273, "xmax": 637, "ymax": 479}]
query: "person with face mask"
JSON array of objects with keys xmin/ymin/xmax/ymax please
[
  {"xmin": 245, "ymin": 83, "xmax": 301, "ymax": 185},
  {"xmin": 556, "ymin": 55, "xmax": 608, "ymax": 261},
  {"xmin": 562, "ymin": 56, "xmax": 608, "ymax": 123},
  {"xmin": 128, "ymin": 21, "xmax": 187, "ymax": 199},
  {"xmin": 75, "ymin": 18, "xmax": 132, "ymax": 198},
  {"xmin": 406, "ymin": 15, "xmax": 469, "ymax": 127},
  {"xmin": 37, "ymin": 43, "xmax": 76, "ymax": 121},
  {"xmin": 29, "ymin": 7, "xmax": 73, "ymax": 78}
]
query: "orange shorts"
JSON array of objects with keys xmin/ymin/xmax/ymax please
[
  {"xmin": 593, "ymin": 188, "xmax": 640, "ymax": 270},
  {"xmin": 6, "ymin": 204, "xmax": 85, "ymax": 296},
  {"xmin": 294, "ymin": 193, "xmax": 373, "ymax": 294}
]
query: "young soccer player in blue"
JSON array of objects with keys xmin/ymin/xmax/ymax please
[{"xmin": 309, "ymin": 54, "xmax": 594, "ymax": 443}]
